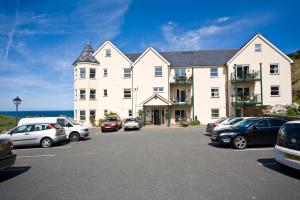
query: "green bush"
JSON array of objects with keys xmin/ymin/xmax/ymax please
[
  {"xmin": 98, "ymin": 118, "xmax": 105, "ymax": 126},
  {"xmin": 287, "ymin": 108, "xmax": 298, "ymax": 116},
  {"xmin": 106, "ymin": 111, "xmax": 117, "ymax": 116},
  {"xmin": 191, "ymin": 119, "xmax": 201, "ymax": 126}
]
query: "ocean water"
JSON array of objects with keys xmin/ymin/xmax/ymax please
[{"xmin": 0, "ymin": 110, "xmax": 74, "ymax": 119}]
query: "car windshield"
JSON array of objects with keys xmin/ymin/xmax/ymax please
[
  {"xmin": 228, "ymin": 118, "xmax": 243, "ymax": 125},
  {"xmin": 106, "ymin": 117, "xmax": 117, "ymax": 122},
  {"xmin": 126, "ymin": 118, "xmax": 136, "ymax": 122},
  {"xmin": 235, "ymin": 119, "xmax": 258, "ymax": 128},
  {"xmin": 67, "ymin": 117, "xmax": 80, "ymax": 125}
]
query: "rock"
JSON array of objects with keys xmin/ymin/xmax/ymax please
[
  {"xmin": 270, "ymin": 104, "xmax": 287, "ymax": 114},
  {"xmin": 292, "ymin": 102, "xmax": 300, "ymax": 109}
]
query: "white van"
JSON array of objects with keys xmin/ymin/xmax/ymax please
[{"xmin": 18, "ymin": 117, "xmax": 89, "ymax": 142}]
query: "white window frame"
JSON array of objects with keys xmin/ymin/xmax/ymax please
[
  {"xmin": 103, "ymin": 89, "xmax": 108, "ymax": 97},
  {"xmin": 90, "ymin": 89, "xmax": 96, "ymax": 100},
  {"xmin": 74, "ymin": 89, "xmax": 77, "ymax": 101},
  {"xmin": 79, "ymin": 89, "xmax": 86, "ymax": 100},
  {"xmin": 103, "ymin": 68, "xmax": 108, "ymax": 77},
  {"xmin": 79, "ymin": 68, "xmax": 86, "ymax": 79},
  {"xmin": 90, "ymin": 110, "xmax": 96, "ymax": 120},
  {"xmin": 80, "ymin": 110, "xmax": 86, "ymax": 121},
  {"xmin": 153, "ymin": 87, "xmax": 164, "ymax": 93},
  {"xmin": 74, "ymin": 68, "xmax": 77, "ymax": 80},
  {"xmin": 175, "ymin": 68, "xmax": 186, "ymax": 77},
  {"xmin": 255, "ymin": 44, "xmax": 262, "ymax": 52},
  {"xmin": 123, "ymin": 89, "xmax": 132, "ymax": 99},
  {"xmin": 128, "ymin": 109, "xmax": 132, "ymax": 117},
  {"xmin": 270, "ymin": 85, "xmax": 280, "ymax": 96},
  {"xmin": 123, "ymin": 68, "xmax": 131, "ymax": 78},
  {"xmin": 90, "ymin": 68, "xmax": 96, "ymax": 79},
  {"xmin": 104, "ymin": 109, "xmax": 108, "ymax": 116},
  {"xmin": 270, "ymin": 64, "xmax": 280, "ymax": 75},
  {"xmin": 210, "ymin": 67, "xmax": 218, "ymax": 77},
  {"xmin": 105, "ymin": 49, "xmax": 111, "ymax": 57},
  {"xmin": 211, "ymin": 108, "xmax": 220, "ymax": 118},
  {"xmin": 211, "ymin": 87, "xmax": 219, "ymax": 98},
  {"xmin": 154, "ymin": 66, "xmax": 163, "ymax": 77}
]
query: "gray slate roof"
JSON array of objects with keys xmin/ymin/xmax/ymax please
[
  {"xmin": 73, "ymin": 42, "xmax": 99, "ymax": 65},
  {"xmin": 125, "ymin": 49, "xmax": 240, "ymax": 67}
]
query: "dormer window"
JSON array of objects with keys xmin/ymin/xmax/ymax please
[
  {"xmin": 105, "ymin": 49, "xmax": 111, "ymax": 57},
  {"xmin": 255, "ymin": 44, "xmax": 262, "ymax": 52}
]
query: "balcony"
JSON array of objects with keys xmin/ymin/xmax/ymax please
[
  {"xmin": 170, "ymin": 76, "xmax": 192, "ymax": 85},
  {"xmin": 231, "ymin": 94, "xmax": 262, "ymax": 106},
  {"xmin": 171, "ymin": 96, "xmax": 193, "ymax": 106},
  {"xmin": 231, "ymin": 70, "xmax": 261, "ymax": 83}
]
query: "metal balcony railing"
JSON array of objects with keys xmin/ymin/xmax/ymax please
[
  {"xmin": 231, "ymin": 94, "xmax": 262, "ymax": 106},
  {"xmin": 170, "ymin": 76, "xmax": 192, "ymax": 84},
  {"xmin": 231, "ymin": 70, "xmax": 261, "ymax": 82},
  {"xmin": 171, "ymin": 96, "xmax": 193, "ymax": 106}
]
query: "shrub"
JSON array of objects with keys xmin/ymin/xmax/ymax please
[
  {"xmin": 98, "ymin": 118, "xmax": 105, "ymax": 126},
  {"xmin": 287, "ymin": 108, "xmax": 298, "ymax": 116},
  {"xmin": 191, "ymin": 119, "xmax": 201, "ymax": 126},
  {"xmin": 106, "ymin": 111, "xmax": 117, "ymax": 116}
]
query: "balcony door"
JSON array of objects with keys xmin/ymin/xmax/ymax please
[
  {"xmin": 176, "ymin": 89, "xmax": 187, "ymax": 102},
  {"xmin": 236, "ymin": 65, "xmax": 249, "ymax": 79},
  {"xmin": 237, "ymin": 88, "xmax": 250, "ymax": 100}
]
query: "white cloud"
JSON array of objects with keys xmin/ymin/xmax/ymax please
[{"xmin": 217, "ymin": 16, "xmax": 229, "ymax": 23}]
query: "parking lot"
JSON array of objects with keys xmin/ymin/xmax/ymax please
[{"xmin": 0, "ymin": 126, "xmax": 299, "ymax": 200}]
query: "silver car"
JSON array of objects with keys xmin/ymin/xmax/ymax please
[
  {"xmin": 124, "ymin": 118, "xmax": 142, "ymax": 131},
  {"xmin": 0, "ymin": 123, "xmax": 66, "ymax": 148}
]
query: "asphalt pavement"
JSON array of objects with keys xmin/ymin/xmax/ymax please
[{"xmin": 0, "ymin": 126, "xmax": 299, "ymax": 200}]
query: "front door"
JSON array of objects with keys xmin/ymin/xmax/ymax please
[
  {"xmin": 154, "ymin": 109, "xmax": 160, "ymax": 125},
  {"xmin": 9, "ymin": 125, "xmax": 34, "ymax": 146},
  {"xmin": 236, "ymin": 65, "xmax": 249, "ymax": 79}
]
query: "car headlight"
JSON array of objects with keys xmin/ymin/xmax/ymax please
[{"xmin": 219, "ymin": 132, "xmax": 236, "ymax": 136}]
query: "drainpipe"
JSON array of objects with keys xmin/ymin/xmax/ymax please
[
  {"xmin": 192, "ymin": 67, "xmax": 195, "ymax": 121},
  {"xmin": 131, "ymin": 66, "xmax": 134, "ymax": 117},
  {"xmin": 234, "ymin": 64, "xmax": 237, "ymax": 117},
  {"xmin": 260, "ymin": 63, "xmax": 263, "ymax": 106}
]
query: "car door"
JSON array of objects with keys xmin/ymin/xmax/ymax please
[
  {"xmin": 9, "ymin": 125, "xmax": 34, "ymax": 146},
  {"xmin": 269, "ymin": 119, "xmax": 287, "ymax": 144},
  {"xmin": 248, "ymin": 119, "xmax": 270, "ymax": 145},
  {"xmin": 57, "ymin": 118, "xmax": 72, "ymax": 138}
]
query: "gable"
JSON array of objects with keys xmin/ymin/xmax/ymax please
[
  {"xmin": 131, "ymin": 47, "xmax": 170, "ymax": 67},
  {"xmin": 227, "ymin": 33, "xmax": 293, "ymax": 64},
  {"xmin": 141, "ymin": 94, "xmax": 172, "ymax": 106}
]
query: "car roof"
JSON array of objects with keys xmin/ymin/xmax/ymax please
[{"xmin": 286, "ymin": 120, "xmax": 300, "ymax": 124}]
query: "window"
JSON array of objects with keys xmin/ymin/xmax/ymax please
[
  {"xmin": 124, "ymin": 89, "xmax": 132, "ymax": 98},
  {"xmin": 211, "ymin": 88, "xmax": 219, "ymax": 98},
  {"xmin": 255, "ymin": 120, "xmax": 270, "ymax": 128},
  {"xmin": 270, "ymin": 119, "xmax": 286, "ymax": 127},
  {"xmin": 103, "ymin": 68, "xmax": 108, "ymax": 77},
  {"xmin": 154, "ymin": 66, "xmax": 163, "ymax": 77},
  {"xmin": 270, "ymin": 64, "xmax": 279, "ymax": 74},
  {"xmin": 271, "ymin": 86, "xmax": 280, "ymax": 96},
  {"xmin": 128, "ymin": 109, "xmax": 132, "ymax": 117},
  {"xmin": 153, "ymin": 87, "xmax": 164, "ymax": 93},
  {"xmin": 175, "ymin": 68, "xmax": 186, "ymax": 77},
  {"xmin": 211, "ymin": 109, "xmax": 220, "ymax": 118},
  {"xmin": 90, "ymin": 110, "xmax": 96, "ymax": 120},
  {"xmin": 80, "ymin": 89, "xmax": 86, "ymax": 100},
  {"xmin": 11, "ymin": 125, "xmax": 33, "ymax": 134},
  {"xmin": 75, "ymin": 110, "xmax": 77, "ymax": 120},
  {"xmin": 255, "ymin": 44, "xmax": 262, "ymax": 52},
  {"xmin": 80, "ymin": 110, "xmax": 86, "ymax": 121},
  {"xmin": 90, "ymin": 68, "xmax": 96, "ymax": 79},
  {"xmin": 75, "ymin": 89, "xmax": 77, "ymax": 101},
  {"xmin": 74, "ymin": 68, "xmax": 77, "ymax": 80},
  {"xmin": 123, "ymin": 68, "xmax": 131, "ymax": 78},
  {"xmin": 103, "ymin": 89, "xmax": 108, "ymax": 97},
  {"xmin": 175, "ymin": 110, "xmax": 187, "ymax": 122},
  {"xmin": 80, "ymin": 68, "xmax": 86, "ymax": 79},
  {"xmin": 90, "ymin": 89, "xmax": 96, "ymax": 100},
  {"xmin": 105, "ymin": 49, "xmax": 111, "ymax": 57},
  {"xmin": 210, "ymin": 67, "xmax": 218, "ymax": 77},
  {"xmin": 104, "ymin": 109, "xmax": 108, "ymax": 116}
]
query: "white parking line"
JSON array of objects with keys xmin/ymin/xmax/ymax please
[
  {"xmin": 53, "ymin": 145, "xmax": 72, "ymax": 149},
  {"xmin": 15, "ymin": 146, "xmax": 72, "ymax": 151},
  {"xmin": 234, "ymin": 148, "xmax": 274, "ymax": 152},
  {"xmin": 17, "ymin": 154, "xmax": 56, "ymax": 159}
]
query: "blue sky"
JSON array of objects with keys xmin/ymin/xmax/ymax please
[{"xmin": 0, "ymin": 0, "xmax": 299, "ymax": 111}]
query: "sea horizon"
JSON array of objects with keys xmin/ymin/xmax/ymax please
[{"xmin": 0, "ymin": 110, "xmax": 74, "ymax": 118}]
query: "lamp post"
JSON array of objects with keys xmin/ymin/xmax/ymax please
[{"xmin": 13, "ymin": 96, "xmax": 22, "ymax": 126}]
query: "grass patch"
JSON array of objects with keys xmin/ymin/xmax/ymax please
[{"xmin": 0, "ymin": 115, "xmax": 16, "ymax": 133}]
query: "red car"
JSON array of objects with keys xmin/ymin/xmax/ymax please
[{"xmin": 101, "ymin": 115, "xmax": 122, "ymax": 132}]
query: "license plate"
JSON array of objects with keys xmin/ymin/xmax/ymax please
[
  {"xmin": 105, "ymin": 126, "xmax": 110, "ymax": 128},
  {"xmin": 284, "ymin": 153, "xmax": 300, "ymax": 162},
  {"xmin": 0, "ymin": 144, "xmax": 5, "ymax": 152}
]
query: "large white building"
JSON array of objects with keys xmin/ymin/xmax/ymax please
[{"xmin": 73, "ymin": 33, "xmax": 293, "ymax": 127}]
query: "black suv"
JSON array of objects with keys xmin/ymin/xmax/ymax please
[{"xmin": 210, "ymin": 118, "xmax": 288, "ymax": 149}]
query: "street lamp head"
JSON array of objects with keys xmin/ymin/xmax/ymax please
[{"xmin": 13, "ymin": 96, "xmax": 22, "ymax": 106}]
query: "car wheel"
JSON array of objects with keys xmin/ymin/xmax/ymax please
[
  {"xmin": 40, "ymin": 137, "xmax": 53, "ymax": 148},
  {"xmin": 69, "ymin": 132, "xmax": 80, "ymax": 142},
  {"xmin": 115, "ymin": 127, "xmax": 119, "ymax": 132},
  {"xmin": 232, "ymin": 136, "xmax": 247, "ymax": 149}
]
